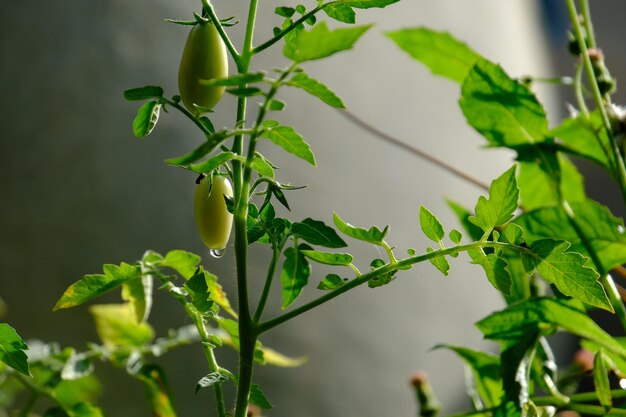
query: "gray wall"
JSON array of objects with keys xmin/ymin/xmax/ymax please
[{"xmin": 3, "ymin": 1, "xmax": 622, "ymax": 416}]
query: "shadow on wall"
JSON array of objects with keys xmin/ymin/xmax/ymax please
[{"xmin": 1, "ymin": 0, "xmax": 605, "ymax": 416}]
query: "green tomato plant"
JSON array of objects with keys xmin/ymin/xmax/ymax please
[{"xmin": 3, "ymin": 0, "xmax": 626, "ymax": 416}]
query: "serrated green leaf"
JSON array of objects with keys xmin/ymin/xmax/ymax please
[
  {"xmin": 460, "ymin": 58, "xmax": 549, "ymax": 147},
  {"xmin": 190, "ymin": 152, "xmax": 236, "ymax": 173},
  {"xmin": 260, "ymin": 124, "xmax": 316, "ymax": 165},
  {"xmin": 132, "ymin": 101, "xmax": 161, "ymax": 138},
  {"xmin": 280, "ymin": 245, "xmax": 311, "ymax": 309},
  {"xmin": 55, "ymin": 263, "xmax": 141, "ymax": 310},
  {"xmin": 284, "ymin": 22, "xmax": 372, "ymax": 63},
  {"xmin": 419, "ymin": 206, "xmax": 445, "ymax": 243},
  {"xmin": 469, "ymin": 165, "xmax": 519, "ymax": 235},
  {"xmin": 89, "ymin": 304, "xmax": 154, "ymax": 349},
  {"xmin": 515, "ymin": 199, "xmax": 626, "ymax": 272},
  {"xmin": 333, "ymin": 212, "xmax": 388, "ymax": 244},
  {"xmin": 286, "ymin": 72, "xmax": 345, "ymax": 108},
  {"xmin": 164, "ymin": 130, "xmax": 231, "ymax": 166},
  {"xmin": 226, "ymin": 87, "xmax": 263, "ymax": 97},
  {"xmin": 523, "ymin": 239, "xmax": 610, "ymax": 310},
  {"xmin": 477, "ymin": 298, "xmax": 626, "ymax": 359},
  {"xmin": 324, "ymin": 4, "xmax": 356, "ymax": 24},
  {"xmin": 469, "ymin": 249, "xmax": 512, "ymax": 295},
  {"xmin": 317, "ymin": 274, "xmax": 347, "ymax": 290},
  {"xmin": 292, "ymin": 218, "xmax": 347, "ymax": 248},
  {"xmin": 161, "ymin": 250, "xmax": 201, "ymax": 279},
  {"xmin": 123, "ymin": 86, "xmax": 163, "ymax": 101},
  {"xmin": 386, "ymin": 28, "xmax": 479, "ymax": 83},
  {"xmin": 437, "ymin": 345, "xmax": 502, "ymax": 408},
  {"xmin": 203, "ymin": 270, "xmax": 237, "ymax": 318},
  {"xmin": 0, "ymin": 323, "xmax": 29, "ymax": 376},
  {"xmin": 426, "ymin": 247, "xmax": 450, "ymax": 276},
  {"xmin": 300, "ymin": 250, "xmax": 353, "ymax": 266},
  {"xmin": 593, "ymin": 350, "xmax": 612, "ymax": 408},
  {"xmin": 185, "ymin": 268, "xmax": 213, "ymax": 313}
]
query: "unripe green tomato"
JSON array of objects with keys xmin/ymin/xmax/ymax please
[
  {"xmin": 194, "ymin": 175, "xmax": 233, "ymax": 250},
  {"xmin": 178, "ymin": 22, "xmax": 228, "ymax": 113}
]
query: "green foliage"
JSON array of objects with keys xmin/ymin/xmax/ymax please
[
  {"xmin": 283, "ymin": 22, "xmax": 372, "ymax": 62},
  {"xmin": 260, "ymin": 122, "xmax": 316, "ymax": 165},
  {"xmin": 89, "ymin": 304, "xmax": 155, "ymax": 350},
  {"xmin": 132, "ymin": 101, "xmax": 161, "ymax": 138},
  {"xmin": 0, "ymin": 324, "xmax": 30, "ymax": 376},
  {"xmin": 386, "ymin": 27, "xmax": 479, "ymax": 83},
  {"xmin": 280, "ymin": 244, "xmax": 311, "ymax": 308},
  {"xmin": 291, "ymin": 218, "xmax": 347, "ymax": 248},
  {"xmin": 317, "ymin": 274, "xmax": 347, "ymax": 290},
  {"xmin": 333, "ymin": 212, "xmax": 388, "ymax": 244},
  {"xmin": 286, "ymin": 72, "xmax": 345, "ymax": 108},
  {"xmin": 55, "ymin": 263, "xmax": 141, "ymax": 311},
  {"xmin": 419, "ymin": 206, "xmax": 445, "ymax": 244},
  {"xmin": 469, "ymin": 166, "xmax": 519, "ymax": 236}
]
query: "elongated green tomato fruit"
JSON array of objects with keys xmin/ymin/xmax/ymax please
[
  {"xmin": 194, "ymin": 175, "xmax": 233, "ymax": 251},
  {"xmin": 178, "ymin": 22, "xmax": 228, "ymax": 114}
]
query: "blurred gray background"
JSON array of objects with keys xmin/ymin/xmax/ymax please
[{"xmin": 1, "ymin": 1, "xmax": 625, "ymax": 416}]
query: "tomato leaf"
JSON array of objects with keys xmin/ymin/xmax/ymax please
[
  {"xmin": 469, "ymin": 165, "xmax": 519, "ymax": 235},
  {"xmin": 317, "ymin": 274, "xmax": 347, "ymax": 290},
  {"xmin": 300, "ymin": 250, "xmax": 353, "ymax": 266},
  {"xmin": 283, "ymin": 22, "xmax": 371, "ymax": 63},
  {"xmin": 190, "ymin": 152, "xmax": 236, "ymax": 173},
  {"xmin": 201, "ymin": 72, "xmax": 266, "ymax": 87},
  {"xmin": 460, "ymin": 58, "xmax": 549, "ymax": 147},
  {"xmin": 426, "ymin": 247, "xmax": 450, "ymax": 276},
  {"xmin": 337, "ymin": 0, "xmax": 401, "ymax": 8},
  {"xmin": 260, "ymin": 123, "xmax": 316, "ymax": 165},
  {"xmin": 280, "ymin": 245, "xmax": 311, "ymax": 309},
  {"xmin": 324, "ymin": 4, "xmax": 356, "ymax": 24},
  {"xmin": 522, "ymin": 239, "xmax": 610, "ymax": 311},
  {"xmin": 123, "ymin": 86, "xmax": 163, "ymax": 101},
  {"xmin": 250, "ymin": 384, "xmax": 273, "ymax": 409},
  {"xmin": 593, "ymin": 350, "xmax": 613, "ymax": 409},
  {"xmin": 286, "ymin": 72, "xmax": 345, "ymax": 108},
  {"xmin": 132, "ymin": 101, "xmax": 161, "ymax": 138},
  {"xmin": 386, "ymin": 28, "xmax": 479, "ymax": 84},
  {"xmin": 449, "ymin": 229, "xmax": 463, "ymax": 244},
  {"xmin": 164, "ymin": 130, "xmax": 231, "ymax": 166},
  {"xmin": 468, "ymin": 248, "xmax": 512, "ymax": 295},
  {"xmin": 196, "ymin": 372, "xmax": 229, "ymax": 393},
  {"xmin": 333, "ymin": 212, "xmax": 388, "ymax": 245},
  {"xmin": 436, "ymin": 345, "xmax": 502, "ymax": 408},
  {"xmin": 121, "ymin": 273, "xmax": 153, "ymax": 323},
  {"xmin": 419, "ymin": 206, "xmax": 445, "ymax": 243},
  {"xmin": 0, "ymin": 323, "xmax": 30, "ymax": 376},
  {"xmin": 89, "ymin": 304, "xmax": 155, "ymax": 349},
  {"xmin": 292, "ymin": 218, "xmax": 347, "ymax": 248},
  {"xmin": 551, "ymin": 111, "xmax": 611, "ymax": 170},
  {"xmin": 185, "ymin": 268, "xmax": 214, "ymax": 314},
  {"xmin": 252, "ymin": 153, "xmax": 276, "ymax": 178},
  {"xmin": 515, "ymin": 199, "xmax": 626, "ymax": 272},
  {"xmin": 160, "ymin": 250, "xmax": 201, "ymax": 279},
  {"xmin": 55, "ymin": 262, "xmax": 141, "ymax": 310},
  {"xmin": 477, "ymin": 298, "xmax": 626, "ymax": 358}
]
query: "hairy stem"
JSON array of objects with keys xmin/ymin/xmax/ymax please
[{"xmin": 201, "ymin": 0, "xmax": 241, "ymax": 67}]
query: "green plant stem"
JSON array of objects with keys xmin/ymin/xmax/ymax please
[
  {"xmin": 241, "ymin": 0, "xmax": 259, "ymax": 67},
  {"xmin": 162, "ymin": 97, "xmax": 214, "ymax": 138},
  {"xmin": 17, "ymin": 390, "xmax": 39, "ymax": 417},
  {"xmin": 566, "ymin": 0, "xmax": 626, "ymax": 206},
  {"xmin": 258, "ymin": 241, "xmax": 525, "ymax": 333},
  {"xmin": 252, "ymin": 4, "xmax": 324, "ymax": 55},
  {"xmin": 189, "ymin": 308, "xmax": 227, "ymax": 417},
  {"xmin": 579, "ymin": 0, "xmax": 596, "ymax": 48},
  {"xmin": 200, "ymin": 0, "xmax": 241, "ymax": 67},
  {"xmin": 565, "ymin": 404, "xmax": 626, "ymax": 415},
  {"xmin": 253, "ymin": 241, "xmax": 286, "ymax": 323},
  {"xmin": 573, "ymin": 63, "xmax": 589, "ymax": 117},
  {"xmin": 560, "ymin": 200, "xmax": 626, "ymax": 329}
]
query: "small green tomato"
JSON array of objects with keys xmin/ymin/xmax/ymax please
[
  {"xmin": 178, "ymin": 22, "xmax": 228, "ymax": 113},
  {"xmin": 194, "ymin": 175, "xmax": 233, "ymax": 251}
]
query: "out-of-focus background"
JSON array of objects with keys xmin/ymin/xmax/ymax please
[{"xmin": 1, "ymin": 1, "xmax": 625, "ymax": 416}]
